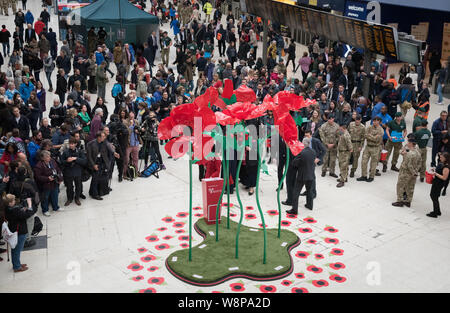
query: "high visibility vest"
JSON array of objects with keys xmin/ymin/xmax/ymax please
[{"xmin": 414, "ymin": 101, "xmax": 429, "ymax": 120}]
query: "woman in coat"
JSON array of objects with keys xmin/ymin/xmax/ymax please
[{"xmin": 26, "ymin": 91, "xmax": 41, "ymax": 131}]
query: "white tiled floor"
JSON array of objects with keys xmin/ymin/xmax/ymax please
[{"xmin": 0, "ymin": 1, "xmax": 449, "ymax": 293}]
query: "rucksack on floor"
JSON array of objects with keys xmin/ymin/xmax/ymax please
[
  {"xmin": 127, "ymin": 164, "xmax": 137, "ymax": 181},
  {"xmin": 32, "ymin": 216, "xmax": 43, "ymax": 236},
  {"xmin": 140, "ymin": 161, "xmax": 161, "ymax": 179}
]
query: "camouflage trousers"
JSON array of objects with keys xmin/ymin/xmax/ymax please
[
  {"xmin": 385, "ymin": 140, "xmax": 402, "ymax": 167},
  {"xmin": 396, "ymin": 172, "xmax": 417, "ymax": 202},
  {"xmin": 351, "ymin": 142, "xmax": 363, "ymax": 171},
  {"xmin": 322, "ymin": 148, "xmax": 337, "ymax": 175},
  {"xmin": 11, "ymin": 0, "xmax": 16, "ymax": 14},
  {"xmin": 0, "ymin": 2, "xmax": 8, "ymax": 15},
  {"xmin": 361, "ymin": 145, "xmax": 381, "ymax": 178},
  {"xmin": 419, "ymin": 148, "xmax": 427, "ymax": 179},
  {"xmin": 338, "ymin": 151, "xmax": 351, "ymax": 181}
]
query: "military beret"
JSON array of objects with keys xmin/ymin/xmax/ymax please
[{"xmin": 395, "ymin": 112, "xmax": 402, "ymax": 117}]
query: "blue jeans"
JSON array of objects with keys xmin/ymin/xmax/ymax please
[
  {"xmin": 436, "ymin": 83, "xmax": 443, "ymax": 103},
  {"xmin": 12, "ymin": 234, "xmax": 27, "ymax": 270},
  {"xmin": 2, "ymin": 42, "xmax": 10, "ymax": 56},
  {"xmin": 60, "ymin": 29, "xmax": 67, "ymax": 42},
  {"xmin": 41, "ymin": 186, "xmax": 60, "ymax": 213}
]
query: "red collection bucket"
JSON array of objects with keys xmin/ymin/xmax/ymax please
[
  {"xmin": 380, "ymin": 149, "xmax": 388, "ymax": 161},
  {"xmin": 425, "ymin": 171, "xmax": 434, "ymax": 184}
]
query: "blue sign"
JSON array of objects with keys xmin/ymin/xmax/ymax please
[{"xmin": 344, "ymin": 1, "xmax": 367, "ymax": 20}]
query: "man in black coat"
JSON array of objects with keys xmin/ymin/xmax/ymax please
[
  {"xmin": 24, "ymin": 24, "xmax": 36, "ymax": 43},
  {"xmin": 147, "ymin": 31, "xmax": 158, "ymax": 67},
  {"xmin": 61, "ymin": 137, "xmax": 87, "ymax": 206},
  {"xmin": 287, "ymin": 137, "xmax": 317, "ymax": 214},
  {"xmin": 45, "ymin": 28, "xmax": 58, "ymax": 60},
  {"xmin": 11, "ymin": 106, "xmax": 30, "ymax": 141}
]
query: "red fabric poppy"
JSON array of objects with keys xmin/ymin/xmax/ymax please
[
  {"xmin": 281, "ymin": 280, "xmax": 292, "ymax": 286},
  {"xmin": 330, "ymin": 248, "xmax": 344, "ymax": 256},
  {"xmin": 162, "ymin": 217, "xmax": 175, "ymax": 223},
  {"xmin": 298, "ymin": 227, "xmax": 312, "ymax": 233},
  {"xmin": 175, "ymin": 229, "xmax": 185, "ymax": 234},
  {"xmin": 329, "ymin": 274, "xmax": 347, "ymax": 283},
  {"xmin": 194, "ymin": 87, "xmax": 226, "ymax": 110},
  {"xmin": 324, "ymin": 238, "xmax": 340, "ymax": 244},
  {"xmin": 221, "ymin": 102, "xmax": 267, "ymax": 122},
  {"xmin": 155, "ymin": 244, "xmax": 170, "ymax": 250},
  {"xmin": 329, "ymin": 262, "xmax": 346, "ymax": 270},
  {"xmin": 163, "ymin": 235, "xmax": 173, "ymax": 240},
  {"xmin": 222, "ymin": 79, "xmax": 234, "ymax": 99},
  {"xmin": 229, "ymin": 212, "xmax": 237, "ymax": 217},
  {"xmin": 295, "ymin": 251, "xmax": 310, "ymax": 259},
  {"xmin": 147, "ymin": 266, "xmax": 159, "ymax": 272},
  {"xmin": 194, "ymin": 213, "xmax": 204, "ymax": 217},
  {"xmin": 307, "ymin": 265, "xmax": 323, "ymax": 273},
  {"xmin": 275, "ymin": 113, "xmax": 304, "ymax": 156},
  {"xmin": 139, "ymin": 288, "xmax": 157, "ymax": 293},
  {"xmin": 294, "ymin": 272, "xmax": 305, "ymax": 279},
  {"xmin": 140, "ymin": 255, "xmax": 156, "ymax": 263},
  {"xmin": 286, "ymin": 213, "xmax": 297, "ymax": 219},
  {"xmin": 312, "ymin": 279, "xmax": 329, "ymax": 287},
  {"xmin": 180, "ymin": 243, "xmax": 189, "ymax": 248},
  {"xmin": 273, "ymin": 91, "xmax": 306, "ymax": 112},
  {"xmin": 176, "ymin": 212, "xmax": 189, "ymax": 218},
  {"xmin": 307, "ymin": 239, "xmax": 317, "ymax": 244},
  {"xmin": 215, "ymin": 111, "xmax": 240, "ymax": 126},
  {"xmin": 258, "ymin": 223, "xmax": 268, "ymax": 228},
  {"xmin": 324, "ymin": 226, "xmax": 339, "ymax": 233},
  {"xmin": 315, "ymin": 254, "xmax": 324, "ymax": 260},
  {"xmin": 267, "ymin": 210, "xmax": 279, "ymax": 216},
  {"xmin": 259, "ymin": 285, "xmax": 277, "ymax": 293},
  {"xmin": 173, "ymin": 222, "xmax": 185, "ymax": 228},
  {"xmin": 127, "ymin": 263, "xmax": 144, "ymax": 271},
  {"xmin": 137, "ymin": 247, "xmax": 147, "ymax": 253},
  {"xmin": 303, "ymin": 217, "xmax": 317, "ymax": 223},
  {"xmin": 157, "ymin": 227, "xmax": 167, "ymax": 231},
  {"xmin": 148, "ymin": 277, "xmax": 165, "ymax": 285},
  {"xmin": 245, "ymin": 206, "xmax": 253, "ymax": 210},
  {"xmin": 193, "ymin": 206, "xmax": 202, "ymax": 210},
  {"xmin": 145, "ymin": 235, "xmax": 159, "ymax": 242},
  {"xmin": 245, "ymin": 213, "xmax": 256, "ymax": 220},
  {"xmin": 132, "ymin": 275, "xmax": 144, "ymax": 282},
  {"xmin": 233, "ymin": 85, "xmax": 257, "ymax": 103},
  {"xmin": 230, "ymin": 283, "xmax": 245, "ymax": 292},
  {"xmin": 291, "ymin": 287, "xmax": 309, "ymax": 293},
  {"xmin": 178, "ymin": 235, "xmax": 190, "ymax": 241},
  {"xmin": 281, "ymin": 220, "xmax": 291, "ymax": 227}
]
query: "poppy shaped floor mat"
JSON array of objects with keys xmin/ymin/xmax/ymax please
[{"xmin": 165, "ymin": 217, "xmax": 300, "ymax": 286}]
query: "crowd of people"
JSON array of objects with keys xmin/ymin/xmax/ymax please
[{"xmin": 0, "ymin": 0, "xmax": 449, "ymax": 273}]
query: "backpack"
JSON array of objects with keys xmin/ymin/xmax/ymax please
[
  {"xmin": 112, "ymin": 83, "xmax": 122, "ymax": 98},
  {"xmin": 32, "ymin": 216, "xmax": 43, "ymax": 236},
  {"xmin": 140, "ymin": 161, "xmax": 161, "ymax": 178},
  {"xmin": 216, "ymin": 32, "xmax": 222, "ymax": 41},
  {"xmin": 400, "ymin": 88, "xmax": 413, "ymax": 111},
  {"xmin": 127, "ymin": 164, "xmax": 137, "ymax": 181}
]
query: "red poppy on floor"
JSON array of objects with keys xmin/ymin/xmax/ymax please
[
  {"xmin": 132, "ymin": 275, "xmax": 144, "ymax": 282},
  {"xmin": 157, "ymin": 227, "xmax": 167, "ymax": 231},
  {"xmin": 306, "ymin": 239, "xmax": 317, "ymax": 244},
  {"xmin": 155, "ymin": 244, "xmax": 170, "ymax": 251},
  {"xmin": 175, "ymin": 229, "xmax": 185, "ymax": 234},
  {"xmin": 245, "ymin": 213, "xmax": 257, "ymax": 220},
  {"xmin": 194, "ymin": 213, "xmax": 204, "ymax": 217},
  {"xmin": 229, "ymin": 213, "xmax": 237, "ymax": 217},
  {"xmin": 295, "ymin": 251, "xmax": 310, "ymax": 259},
  {"xmin": 281, "ymin": 220, "xmax": 291, "ymax": 227},
  {"xmin": 176, "ymin": 212, "xmax": 188, "ymax": 218},
  {"xmin": 281, "ymin": 280, "xmax": 292, "ymax": 286},
  {"xmin": 298, "ymin": 227, "xmax": 312, "ymax": 233},
  {"xmin": 259, "ymin": 285, "xmax": 277, "ymax": 293},
  {"xmin": 147, "ymin": 266, "xmax": 159, "ymax": 272},
  {"xmin": 314, "ymin": 254, "xmax": 324, "ymax": 260},
  {"xmin": 246, "ymin": 206, "xmax": 254, "ymax": 210},
  {"xmin": 173, "ymin": 222, "xmax": 185, "ymax": 228},
  {"xmin": 230, "ymin": 283, "xmax": 245, "ymax": 292},
  {"xmin": 180, "ymin": 243, "xmax": 189, "ymax": 248},
  {"xmin": 138, "ymin": 288, "xmax": 157, "ymax": 293},
  {"xmin": 148, "ymin": 277, "xmax": 165, "ymax": 285},
  {"xmin": 140, "ymin": 255, "xmax": 156, "ymax": 263},
  {"xmin": 329, "ymin": 274, "xmax": 347, "ymax": 283},
  {"xmin": 324, "ymin": 226, "xmax": 339, "ymax": 233},
  {"xmin": 137, "ymin": 247, "xmax": 147, "ymax": 253},
  {"xmin": 162, "ymin": 217, "xmax": 175, "ymax": 223},
  {"xmin": 291, "ymin": 287, "xmax": 309, "ymax": 293},
  {"xmin": 312, "ymin": 279, "xmax": 329, "ymax": 287},
  {"xmin": 145, "ymin": 235, "xmax": 159, "ymax": 242},
  {"xmin": 267, "ymin": 210, "xmax": 279, "ymax": 216},
  {"xmin": 178, "ymin": 235, "xmax": 190, "ymax": 241},
  {"xmin": 258, "ymin": 223, "xmax": 268, "ymax": 228},
  {"xmin": 303, "ymin": 217, "xmax": 317, "ymax": 223},
  {"xmin": 193, "ymin": 206, "xmax": 202, "ymax": 210},
  {"xmin": 163, "ymin": 235, "xmax": 173, "ymax": 240},
  {"xmin": 330, "ymin": 248, "xmax": 344, "ymax": 256},
  {"xmin": 211, "ymin": 291, "xmax": 223, "ymax": 293},
  {"xmin": 329, "ymin": 262, "xmax": 346, "ymax": 270},
  {"xmin": 324, "ymin": 237, "xmax": 339, "ymax": 244},
  {"xmin": 127, "ymin": 263, "xmax": 144, "ymax": 271},
  {"xmin": 222, "ymin": 203, "xmax": 234, "ymax": 207},
  {"xmin": 307, "ymin": 265, "xmax": 323, "ymax": 274},
  {"xmin": 286, "ymin": 214, "xmax": 297, "ymax": 219},
  {"xmin": 294, "ymin": 272, "xmax": 305, "ymax": 279}
]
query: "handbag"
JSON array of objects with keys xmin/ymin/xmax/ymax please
[{"xmin": 2, "ymin": 220, "xmax": 18, "ymax": 249}]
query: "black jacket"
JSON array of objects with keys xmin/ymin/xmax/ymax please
[
  {"xmin": 292, "ymin": 147, "xmax": 316, "ymax": 182},
  {"xmin": 5, "ymin": 205, "xmax": 36, "ymax": 235},
  {"xmin": 61, "ymin": 147, "xmax": 87, "ymax": 177},
  {"xmin": 11, "ymin": 115, "xmax": 30, "ymax": 141},
  {"xmin": 310, "ymin": 137, "xmax": 326, "ymax": 162}
]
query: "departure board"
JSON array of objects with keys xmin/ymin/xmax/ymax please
[{"xmin": 245, "ymin": 0, "xmax": 399, "ymax": 59}]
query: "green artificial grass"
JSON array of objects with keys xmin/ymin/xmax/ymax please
[{"xmin": 166, "ymin": 217, "xmax": 300, "ymax": 285}]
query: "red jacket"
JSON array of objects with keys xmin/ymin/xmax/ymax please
[
  {"xmin": 0, "ymin": 152, "xmax": 18, "ymax": 174},
  {"xmin": 34, "ymin": 21, "xmax": 46, "ymax": 36}
]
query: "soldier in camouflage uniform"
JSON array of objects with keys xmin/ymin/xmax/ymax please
[
  {"xmin": 1, "ymin": 0, "xmax": 9, "ymax": 16},
  {"xmin": 357, "ymin": 116, "xmax": 384, "ymax": 182},
  {"xmin": 337, "ymin": 123, "xmax": 353, "ymax": 188},
  {"xmin": 414, "ymin": 120, "xmax": 432, "ymax": 182},
  {"xmin": 348, "ymin": 115, "xmax": 365, "ymax": 178},
  {"xmin": 10, "ymin": 0, "xmax": 16, "ymax": 14},
  {"xmin": 392, "ymin": 136, "xmax": 422, "ymax": 207},
  {"xmin": 183, "ymin": 3, "xmax": 193, "ymax": 25},
  {"xmin": 319, "ymin": 113, "xmax": 339, "ymax": 178},
  {"xmin": 384, "ymin": 112, "xmax": 407, "ymax": 172}
]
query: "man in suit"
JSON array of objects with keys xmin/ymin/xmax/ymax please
[
  {"xmin": 322, "ymin": 81, "xmax": 337, "ymax": 102},
  {"xmin": 178, "ymin": 26, "xmax": 187, "ymax": 52},
  {"xmin": 147, "ymin": 31, "xmax": 158, "ymax": 67},
  {"xmin": 24, "ymin": 23, "xmax": 36, "ymax": 43},
  {"xmin": 45, "ymin": 27, "xmax": 58, "ymax": 60},
  {"xmin": 287, "ymin": 137, "xmax": 317, "ymax": 214},
  {"xmin": 11, "ymin": 105, "xmax": 30, "ymax": 141}
]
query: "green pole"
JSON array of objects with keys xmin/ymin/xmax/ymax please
[
  {"xmin": 215, "ymin": 131, "xmax": 228, "ymax": 242},
  {"xmin": 188, "ymin": 141, "xmax": 193, "ymax": 262},
  {"xmin": 276, "ymin": 145, "xmax": 290, "ymax": 238},
  {"xmin": 234, "ymin": 129, "xmax": 245, "ymax": 259},
  {"xmin": 255, "ymin": 140, "xmax": 267, "ymax": 264},
  {"xmin": 226, "ymin": 147, "xmax": 230, "ymax": 229}
]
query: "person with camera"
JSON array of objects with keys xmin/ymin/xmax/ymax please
[
  {"xmin": 123, "ymin": 111, "xmax": 141, "ymax": 180},
  {"xmin": 61, "ymin": 137, "xmax": 87, "ymax": 206},
  {"xmin": 140, "ymin": 111, "xmax": 165, "ymax": 170},
  {"xmin": 86, "ymin": 131, "xmax": 112, "ymax": 200},
  {"xmin": 107, "ymin": 114, "xmax": 128, "ymax": 182},
  {"xmin": 33, "ymin": 150, "xmax": 63, "ymax": 216}
]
